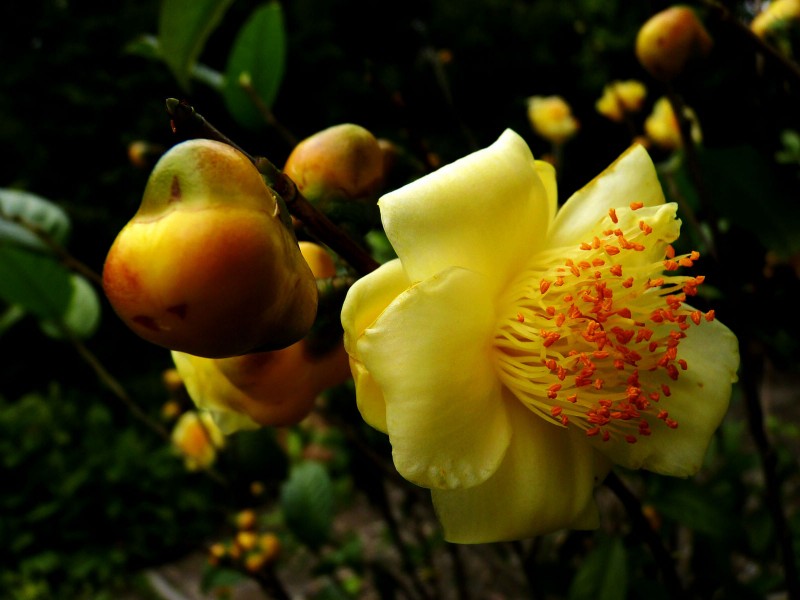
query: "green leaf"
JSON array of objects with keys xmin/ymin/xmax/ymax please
[
  {"xmin": 200, "ymin": 565, "xmax": 248, "ymax": 593},
  {"xmin": 0, "ymin": 246, "xmax": 72, "ymax": 320},
  {"xmin": 280, "ymin": 460, "xmax": 333, "ymax": 549},
  {"xmin": 158, "ymin": 0, "xmax": 236, "ymax": 90},
  {"xmin": 223, "ymin": 2, "xmax": 286, "ymax": 130},
  {"xmin": 0, "ymin": 188, "xmax": 71, "ymax": 251},
  {"xmin": 569, "ymin": 536, "xmax": 628, "ymax": 600},
  {"xmin": 40, "ymin": 274, "xmax": 101, "ymax": 340}
]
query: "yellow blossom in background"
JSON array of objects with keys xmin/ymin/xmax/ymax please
[
  {"xmin": 526, "ymin": 95, "xmax": 580, "ymax": 144},
  {"xmin": 595, "ymin": 80, "xmax": 647, "ymax": 122},
  {"xmin": 171, "ymin": 410, "xmax": 225, "ymax": 471},
  {"xmin": 172, "ymin": 242, "xmax": 352, "ymax": 434},
  {"xmin": 341, "ymin": 130, "xmax": 739, "ymax": 543},
  {"xmin": 644, "ymin": 97, "xmax": 702, "ymax": 151},
  {"xmin": 751, "ymin": 0, "xmax": 800, "ymax": 38}
]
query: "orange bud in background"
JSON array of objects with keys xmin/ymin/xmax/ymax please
[
  {"xmin": 635, "ymin": 6, "xmax": 713, "ymax": 81},
  {"xmin": 284, "ymin": 123, "xmax": 385, "ymax": 208}
]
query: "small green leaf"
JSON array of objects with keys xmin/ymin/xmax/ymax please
[
  {"xmin": 280, "ymin": 460, "xmax": 333, "ymax": 549},
  {"xmin": 0, "ymin": 188, "xmax": 71, "ymax": 251},
  {"xmin": 0, "ymin": 246, "xmax": 72, "ymax": 320},
  {"xmin": 569, "ymin": 536, "xmax": 628, "ymax": 600},
  {"xmin": 223, "ymin": 2, "xmax": 286, "ymax": 130},
  {"xmin": 651, "ymin": 483, "xmax": 732, "ymax": 538},
  {"xmin": 40, "ymin": 274, "xmax": 101, "ymax": 340},
  {"xmin": 158, "ymin": 0, "xmax": 236, "ymax": 90}
]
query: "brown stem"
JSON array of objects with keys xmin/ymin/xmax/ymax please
[
  {"xmin": 604, "ymin": 471, "xmax": 686, "ymax": 598},
  {"xmin": 739, "ymin": 339, "xmax": 800, "ymax": 599},
  {"xmin": 664, "ymin": 87, "xmax": 719, "ymax": 261},
  {"xmin": 166, "ymin": 99, "xmax": 380, "ymax": 277}
]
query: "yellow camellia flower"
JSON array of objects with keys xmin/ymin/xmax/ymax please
[
  {"xmin": 526, "ymin": 96, "xmax": 580, "ymax": 144},
  {"xmin": 644, "ymin": 97, "xmax": 702, "ymax": 151},
  {"xmin": 341, "ymin": 130, "xmax": 739, "ymax": 543},
  {"xmin": 171, "ymin": 410, "xmax": 225, "ymax": 471},
  {"xmin": 595, "ymin": 80, "xmax": 647, "ymax": 122}
]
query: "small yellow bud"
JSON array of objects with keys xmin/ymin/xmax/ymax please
[
  {"xmin": 595, "ymin": 80, "xmax": 648, "ymax": 122},
  {"xmin": 162, "ymin": 368, "xmax": 184, "ymax": 393},
  {"xmin": 127, "ymin": 140, "xmax": 164, "ymax": 169},
  {"xmin": 250, "ymin": 481, "xmax": 266, "ymax": 497},
  {"xmin": 208, "ymin": 543, "xmax": 228, "ymax": 560},
  {"xmin": 257, "ymin": 533, "xmax": 281, "ymax": 561},
  {"xmin": 235, "ymin": 530, "xmax": 258, "ymax": 552},
  {"xmin": 235, "ymin": 509, "xmax": 258, "ymax": 531},
  {"xmin": 635, "ymin": 6, "xmax": 713, "ymax": 81},
  {"xmin": 526, "ymin": 96, "xmax": 579, "ymax": 144},
  {"xmin": 644, "ymin": 96, "xmax": 702, "ymax": 151},
  {"xmin": 751, "ymin": 0, "xmax": 800, "ymax": 39},
  {"xmin": 171, "ymin": 411, "xmax": 224, "ymax": 471},
  {"xmin": 160, "ymin": 400, "xmax": 182, "ymax": 421},
  {"xmin": 284, "ymin": 124, "xmax": 384, "ymax": 208}
]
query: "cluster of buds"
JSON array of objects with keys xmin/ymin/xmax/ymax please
[
  {"xmin": 207, "ymin": 509, "xmax": 282, "ymax": 575},
  {"xmin": 103, "ymin": 123, "xmax": 384, "ymax": 436}
]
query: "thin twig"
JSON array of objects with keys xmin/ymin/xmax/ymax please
[
  {"xmin": 701, "ymin": 0, "xmax": 800, "ymax": 89},
  {"xmin": 604, "ymin": 471, "xmax": 686, "ymax": 598}
]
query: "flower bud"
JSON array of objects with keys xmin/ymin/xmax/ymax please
[
  {"xmin": 751, "ymin": 0, "xmax": 800, "ymax": 39},
  {"xmin": 644, "ymin": 96, "xmax": 702, "ymax": 150},
  {"xmin": 170, "ymin": 411, "xmax": 224, "ymax": 471},
  {"xmin": 171, "ymin": 242, "xmax": 351, "ymax": 432},
  {"xmin": 283, "ymin": 124, "xmax": 384, "ymax": 208},
  {"xmin": 526, "ymin": 96, "xmax": 579, "ymax": 144},
  {"xmin": 103, "ymin": 139, "xmax": 318, "ymax": 358},
  {"xmin": 635, "ymin": 6, "xmax": 713, "ymax": 81},
  {"xmin": 595, "ymin": 80, "xmax": 648, "ymax": 122}
]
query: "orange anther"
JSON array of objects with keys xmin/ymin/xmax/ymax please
[
  {"xmin": 516, "ymin": 312, "xmax": 525, "ymax": 323},
  {"xmin": 614, "ymin": 359, "xmax": 625, "ymax": 370},
  {"xmin": 639, "ymin": 220, "xmax": 653, "ymax": 235},
  {"xmin": 586, "ymin": 426, "xmax": 600, "ymax": 437},
  {"xmin": 622, "ymin": 277, "xmax": 634, "ymax": 288},
  {"xmin": 602, "ymin": 430, "xmax": 611, "ymax": 442},
  {"xmin": 678, "ymin": 359, "xmax": 688, "ymax": 370},
  {"xmin": 592, "ymin": 258, "xmax": 606, "ymax": 267},
  {"xmin": 679, "ymin": 257, "xmax": 694, "ymax": 267},
  {"xmin": 705, "ymin": 310, "xmax": 715, "ymax": 322},
  {"xmin": 609, "ymin": 208, "xmax": 619, "ymax": 223},
  {"xmin": 610, "ymin": 264, "xmax": 623, "ymax": 277},
  {"xmin": 546, "ymin": 306, "xmax": 556, "ymax": 316},
  {"xmin": 605, "ymin": 245, "xmax": 621, "ymax": 256},
  {"xmin": 661, "ymin": 383, "xmax": 672, "ymax": 397},
  {"xmin": 665, "ymin": 419, "xmax": 678, "ymax": 429},
  {"xmin": 561, "ymin": 415, "xmax": 570, "ymax": 426},
  {"xmin": 664, "ymin": 259, "xmax": 679, "ymax": 271},
  {"xmin": 690, "ymin": 310, "xmax": 702, "ymax": 325},
  {"xmin": 540, "ymin": 279, "xmax": 552, "ymax": 294},
  {"xmin": 580, "ymin": 242, "xmax": 592, "ymax": 251},
  {"xmin": 555, "ymin": 276, "xmax": 565, "ymax": 286},
  {"xmin": 665, "ymin": 245, "xmax": 676, "ymax": 259},
  {"xmin": 625, "ymin": 435, "xmax": 638, "ymax": 444},
  {"xmin": 551, "ymin": 406, "xmax": 563, "ymax": 417},
  {"xmin": 617, "ymin": 307, "xmax": 632, "ymax": 319},
  {"xmin": 690, "ymin": 250, "xmax": 700, "ymax": 260},
  {"xmin": 630, "ymin": 201, "xmax": 644, "ymax": 210},
  {"xmin": 555, "ymin": 313, "xmax": 566, "ymax": 327},
  {"xmin": 567, "ymin": 394, "xmax": 577, "ymax": 403}
]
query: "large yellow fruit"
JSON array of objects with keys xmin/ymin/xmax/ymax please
[
  {"xmin": 103, "ymin": 139, "xmax": 318, "ymax": 358},
  {"xmin": 635, "ymin": 6, "xmax": 712, "ymax": 81}
]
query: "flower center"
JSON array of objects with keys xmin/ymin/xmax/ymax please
[{"xmin": 493, "ymin": 202, "xmax": 714, "ymax": 444}]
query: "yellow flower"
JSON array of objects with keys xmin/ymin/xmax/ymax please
[
  {"xmin": 172, "ymin": 242, "xmax": 352, "ymax": 434},
  {"xmin": 526, "ymin": 96, "xmax": 579, "ymax": 144},
  {"xmin": 751, "ymin": 0, "xmax": 800, "ymax": 38},
  {"xmin": 341, "ymin": 130, "xmax": 739, "ymax": 543},
  {"xmin": 171, "ymin": 411, "xmax": 225, "ymax": 471},
  {"xmin": 595, "ymin": 80, "xmax": 647, "ymax": 122},
  {"xmin": 644, "ymin": 97, "xmax": 702, "ymax": 151}
]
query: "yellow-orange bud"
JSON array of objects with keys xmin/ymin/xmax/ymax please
[
  {"xmin": 103, "ymin": 139, "xmax": 318, "ymax": 358},
  {"xmin": 526, "ymin": 96, "xmax": 579, "ymax": 145},
  {"xmin": 595, "ymin": 80, "xmax": 648, "ymax": 122},
  {"xmin": 284, "ymin": 124, "xmax": 384, "ymax": 208},
  {"xmin": 235, "ymin": 509, "xmax": 258, "ymax": 531},
  {"xmin": 635, "ymin": 6, "xmax": 713, "ymax": 81},
  {"xmin": 751, "ymin": 0, "xmax": 800, "ymax": 39}
]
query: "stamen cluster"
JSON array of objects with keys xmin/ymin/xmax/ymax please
[{"xmin": 495, "ymin": 202, "xmax": 714, "ymax": 444}]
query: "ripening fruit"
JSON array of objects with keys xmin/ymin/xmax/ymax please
[
  {"xmin": 283, "ymin": 123, "xmax": 384, "ymax": 208},
  {"xmin": 103, "ymin": 139, "xmax": 318, "ymax": 358},
  {"xmin": 635, "ymin": 6, "xmax": 713, "ymax": 81}
]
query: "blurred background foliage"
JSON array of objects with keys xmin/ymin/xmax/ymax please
[{"xmin": 1, "ymin": 0, "xmax": 799, "ymax": 598}]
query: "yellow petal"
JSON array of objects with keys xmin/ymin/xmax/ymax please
[
  {"xmin": 535, "ymin": 159, "xmax": 558, "ymax": 227},
  {"xmin": 431, "ymin": 398, "xmax": 611, "ymax": 543},
  {"xmin": 171, "ymin": 351, "xmax": 259, "ymax": 434},
  {"xmin": 341, "ymin": 259, "xmax": 410, "ymax": 433},
  {"xmin": 548, "ymin": 144, "xmax": 665, "ymax": 248},
  {"xmin": 379, "ymin": 129, "xmax": 550, "ymax": 289},
  {"xmin": 589, "ymin": 317, "xmax": 739, "ymax": 476},
  {"xmin": 358, "ymin": 267, "xmax": 510, "ymax": 489}
]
